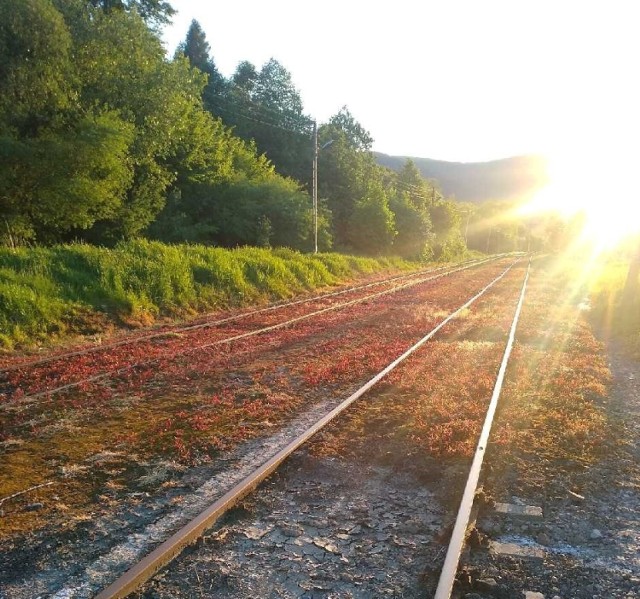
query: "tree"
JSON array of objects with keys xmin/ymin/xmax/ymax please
[
  {"xmin": 176, "ymin": 20, "xmax": 225, "ymax": 111},
  {"xmin": 205, "ymin": 178, "xmax": 321, "ymax": 251},
  {"xmin": 318, "ymin": 108, "xmax": 396, "ymax": 252},
  {"xmin": 430, "ymin": 200, "xmax": 466, "ymax": 259},
  {"xmin": 0, "ymin": 0, "xmax": 134, "ymax": 243},
  {"xmin": 219, "ymin": 58, "xmax": 313, "ymax": 182},
  {"xmin": 348, "ymin": 181, "xmax": 396, "ymax": 254},
  {"xmin": 390, "ymin": 192, "xmax": 433, "ymax": 259},
  {"xmin": 388, "ymin": 159, "xmax": 435, "ymax": 258},
  {"xmin": 64, "ymin": 5, "xmax": 236, "ymax": 240},
  {"xmin": 328, "ymin": 107, "xmax": 373, "ymax": 151},
  {"xmin": 87, "ymin": 0, "xmax": 175, "ymax": 26},
  {"xmin": 0, "ymin": 0, "xmax": 73, "ymax": 136}
]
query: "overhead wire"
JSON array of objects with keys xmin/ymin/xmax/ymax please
[
  {"xmin": 208, "ymin": 96, "xmax": 314, "ymax": 138},
  {"xmin": 208, "ymin": 98, "xmax": 443, "ymax": 201},
  {"xmin": 210, "ymin": 103, "xmax": 313, "ymax": 137}
]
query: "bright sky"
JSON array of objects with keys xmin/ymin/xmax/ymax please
[{"xmin": 162, "ymin": 0, "xmax": 638, "ymax": 164}]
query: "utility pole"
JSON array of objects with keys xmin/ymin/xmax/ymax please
[
  {"xmin": 312, "ymin": 120, "xmax": 318, "ymax": 254},
  {"xmin": 464, "ymin": 211, "xmax": 471, "ymax": 245}
]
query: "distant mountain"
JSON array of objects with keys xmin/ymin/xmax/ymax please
[{"xmin": 375, "ymin": 153, "xmax": 549, "ymax": 203}]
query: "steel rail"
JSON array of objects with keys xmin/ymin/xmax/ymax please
[
  {"xmin": 433, "ymin": 258, "xmax": 531, "ymax": 599},
  {"xmin": 7, "ymin": 256, "xmax": 508, "ymax": 405},
  {"xmin": 93, "ymin": 260, "xmax": 518, "ymax": 599},
  {"xmin": 1, "ymin": 256, "xmax": 499, "ymax": 375}
]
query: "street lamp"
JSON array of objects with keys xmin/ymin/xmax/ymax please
[{"xmin": 312, "ymin": 120, "xmax": 334, "ymax": 253}]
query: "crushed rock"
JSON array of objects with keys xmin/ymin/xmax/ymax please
[
  {"xmin": 471, "ymin": 342, "xmax": 640, "ymax": 599},
  {"xmin": 136, "ymin": 450, "xmax": 446, "ymax": 598}
]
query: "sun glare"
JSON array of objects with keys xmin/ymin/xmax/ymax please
[{"xmin": 522, "ymin": 151, "xmax": 640, "ymax": 251}]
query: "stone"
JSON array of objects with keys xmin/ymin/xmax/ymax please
[
  {"xmin": 494, "ymin": 503, "xmax": 543, "ymax": 519},
  {"xmin": 281, "ymin": 524, "xmax": 303, "ymax": 537},
  {"xmin": 536, "ymin": 532, "xmax": 551, "ymax": 546},
  {"xmin": 243, "ymin": 525, "xmax": 272, "ymax": 540},
  {"xmin": 523, "ymin": 593, "xmax": 545, "ymax": 599},
  {"xmin": 312, "ymin": 537, "xmax": 339, "ymax": 553},
  {"xmin": 476, "ymin": 578, "xmax": 499, "ymax": 592},
  {"xmin": 490, "ymin": 541, "xmax": 545, "ymax": 560},
  {"xmin": 589, "ymin": 528, "xmax": 603, "ymax": 540}
]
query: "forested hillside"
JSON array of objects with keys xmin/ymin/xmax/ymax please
[
  {"xmin": 0, "ymin": 0, "xmax": 467, "ymax": 260},
  {"xmin": 375, "ymin": 153, "xmax": 549, "ymax": 203}
]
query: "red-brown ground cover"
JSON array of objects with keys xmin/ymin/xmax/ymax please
[{"xmin": 0, "ymin": 259, "xmax": 516, "ymax": 538}]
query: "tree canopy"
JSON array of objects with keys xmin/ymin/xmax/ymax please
[{"xmin": 0, "ymin": 1, "xmax": 486, "ymax": 260}]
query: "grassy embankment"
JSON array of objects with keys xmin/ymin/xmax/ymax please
[{"xmin": 0, "ymin": 240, "xmax": 419, "ymax": 350}]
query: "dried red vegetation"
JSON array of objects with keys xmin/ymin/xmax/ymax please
[
  {"xmin": 0, "ymin": 259, "xmax": 519, "ymax": 538},
  {"xmin": 0, "ymin": 266, "xmax": 467, "ymax": 400},
  {"xmin": 310, "ymin": 257, "xmax": 611, "ymax": 473},
  {"xmin": 310, "ymin": 269, "xmax": 527, "ymax": 460},
  {"xmin": 492, "ymin": 259, "xmax": 611, "ymax": 464}
]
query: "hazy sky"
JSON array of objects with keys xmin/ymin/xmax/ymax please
[{"xmin": 161, "ymin": 1, "xmax": 638, "ymax": 164}]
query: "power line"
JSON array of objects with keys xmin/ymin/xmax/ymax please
[
  {"xmin": 210, "ymin": 101, "xmax": 314, "ymax": 138},
  {"xmin": 209, "ymin": 92, "xmax": 314, "ymax": 130},
  {"xmin": 394, "ymin": 179, "xmax": 444, "ymax": 202},
  {"xmin": 219, "ymin": 90, "xmax": 315, "ymax": 126}
]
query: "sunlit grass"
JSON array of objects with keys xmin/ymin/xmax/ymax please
[{"xmin": 0, "ymin": 240, "xmax": 417, "ymax": 350}]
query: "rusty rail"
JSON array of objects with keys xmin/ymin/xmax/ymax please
[{"xmin": 92, "ymin": 260, "xmax": 520, "ymax": 599}]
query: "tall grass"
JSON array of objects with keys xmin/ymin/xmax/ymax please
[{"xmin": 0, "ymin": 240, "xmax": 416, "ymax": 349}]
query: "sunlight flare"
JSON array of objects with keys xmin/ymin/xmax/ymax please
[{"xmin": 521, "ymin": 151, "xmax": 640, "ymax": 251}]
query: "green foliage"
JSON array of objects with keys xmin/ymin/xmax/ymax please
[
  {"xmin": 589, "ymin": 240, "xmax": 640, "ymax": 355},
  {"xmin": 429, "ymin": 199, "xmax": 467, "ymax": 259},
  {"xmin": 1, "ymin": 0, "xmax": 305, "ymax": 247},
  {"xmin": 176, "ymin": 19, "xmax": 225, "ymax": 111},
  {"xmin": 1, "ymin": 112, "xmax": 135, "ymax": 240},
  {"xmin": 0, "ymin": 1, "xmax": 136, "ymax": 242},
  {"xmin": 390, "ymin": 193, "xmax": 433, "ymax": 258},
  {"xmin": 0, "ymin": 0, "xmax": 73, "ymax": 134},
  {"xmin": 0, "ymin": 1, "xmax": 474, "ymax": 263},
  {"xmin": 348, "ymin": 184, "xmax": 396, "ymax": 255},
  {"xmin": 68, "ymin": 6, "xmax": 208, "ymax": 239},
  {"xmin": 88, "ymin": 0, "xmax": 175, "ymax": 27},
  {"xmin": 387, "ymin": 159, "xmax": 436, "ymax": 258},
  {"xmin": 0, "ymin": 241, "xmax": 415, "ymax": 348},
  {"xmin": 217, "ymin": 58, "xmax": 313, "ymax": 182},
  {"xmin": 327, "ymin": 106, "xmax": 373, "ymax": 151},
  {"xmin": 207, "ymin": 177, "xmax": 320, "ymax": 251},
  {"xmin": 318, "ymin": 108, "xmax": 396, "ymax": 253}
]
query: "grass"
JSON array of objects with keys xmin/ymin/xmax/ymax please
[
  {"xmin": 587, "ymin": 255, "xmax": 640, "ymax": 356},
  {"xmin": 0, "ymin": 240, "xmax": 418, "ymax": 350},
  {"xmin": 0, "ymin": 259, "xmax": 499, "ymax": 540}
]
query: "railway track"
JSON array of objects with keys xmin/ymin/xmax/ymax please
[
  {"xmin": 2, "ymin": 255, "xmax": 626, "ymax": 598},
  {"xmin": 0, "ymin": 256, "xmax": 537, "ymax": 599},
  {"xmin": 0, "ymin": 255, "xmax": 507, "ymax": 405},
  {"xmin": 35, "ymin": 258, "xmax": 527, "ymax": 599},
  {"xmin": 1, "ymin": 257, "xmax": 498, "ymax": 375}
]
